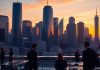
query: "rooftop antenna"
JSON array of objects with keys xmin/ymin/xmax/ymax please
[
  {"xmin": 47, "ymin": 0, "xmax": 48, "ymax": 5},
  {"xmin": 96, "ymin": 8, "xmax": 97, "ymax": 15}
]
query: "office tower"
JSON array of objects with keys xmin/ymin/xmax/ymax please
[
  {"xmin": 32, "ymin": 22, "xmax": 42, "ymax": 43},
  {"xmin": 38, "ymin": 21, "xmax": 43, "ymax": 39},
  {"xmin": 84, "ymin": 27, "xmax": 89, "ymax": 37},
  {"xmin": 67, "ymin": 17, "xmax": 76, "ymax": 47},
  {"xmin": 53, "ymin": 18, "xmax": 58, "ymax": 38},
  {"xmin": 42, "ymin": 3, "xmax": 53, "ymax": 41},
  {"xmin": 77, "ymin": 22, "xmax": 84, "ymax": 44},
  {"xmin": 22, "ymin": 20, "xmax": 32, "ymax": 42},
  {"xmin": 59, "ymin": 18, "xmax": 63, "ymax": 37},
  {"xmin": 0, "ymin": 15, "xmax": 9, "ymax": 43},
  {"xmin": 84, "ymin": 27, "xmax": 92, "ymax": 43},
  {"xmin": 94, "ymin": 9, "xmax": 99, "ymax": 43},
  {"xmin": 12, "ymin": 2, "xmax": 22, "ymax": 47},
  {"xmin": 0, "ymin": 28, "xmax": 5, "ymax": 42}
]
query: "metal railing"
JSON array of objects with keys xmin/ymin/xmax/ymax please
[{"xmin": 0, "ymin": 56, "xmax": 100, "ymax": 70}]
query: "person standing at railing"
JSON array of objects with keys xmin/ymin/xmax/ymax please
[
  {"xmin": 95, "ymin": 54, "xmax": 100, "ymax": 67},
  {"xmin": 9, "ymin": 48, "xmax": 13, "ymax": 62},
  {"xmin": 75, "ymin": 49, "xmax": 80, "ymax": 62},
  {"xmin": 55, "ymin": 53, "xmax": 68, "ymax": 70},
  {"xmin": 82, "ymin": 42, "xmax": 97, "ymax": 70},
  {"xmin": 0, "ymin": 47, "xmax": 5, "ymax": 64},
  {"xmin": 26, "ymin": 44, "xmax": 38, "ymax": 70},
  {"xmin": 8, "ymin": 48, "xmax": 14, "ymax": 70}
]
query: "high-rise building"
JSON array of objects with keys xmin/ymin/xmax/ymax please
[
  {"xmin": 67, "ymin": 17, "xmax": 76, "ymax": 47},
  {"xmin": 77, "ymin": 22, "xmax": 84, "ymax": 44},
  {"xmin": 12, "ymin": 2, "xmax": 22, "ymax": 47},
  {"xmin": 22, "ymin": 20, "xmax": 32, "ymax": 42},
  {"xmin": 0, "ymin": 28, "xmax": 5, "ymax": 42},
  {"xmin": 0, "ymin": 15, "xmax": 9, "ymax": 43},
  {"xmin": 94, "ymin": 9, "xmax": 99, "ymax": 43},
  {"xmin": 53, "ymin": 18, "xmax": 58, "ymax": 38},
  {"xmin": 59, "ymin": 18, "xmax": 63, "ymax": 37},
  {"xmin": 42, "ymin": 3, "xmax": 53, "ymax": 41},
  {"xmin": 38, "ymin": 21, "xmax": 43, "ymax": 39},
  {"xmin": 84, "ymin": 27, "xmax": 89, "ymax": 37}
]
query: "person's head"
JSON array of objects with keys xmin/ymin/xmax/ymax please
[
  {"xmin": 57, "ymin": 53, "xmax": 64, "ymax": 60},
  {"xmin": 32, "ymin": 44, "xmax": 37, "ymax": 50},
  {"xmin": 84, "ymin": 42, "xmax": 89, "ymax": 48},
  {"xmin": 9, "ymin": 48, "xmax": 13, "ymax": 51},
  {"xmin": 76, "ymin": 49, "xmax": 79, "ymax": 53},
  {"xmin": 0, "ymin": 47, "xmax": 4, "ymax": 51}
]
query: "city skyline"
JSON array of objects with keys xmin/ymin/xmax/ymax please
[{"xmin": 0, "ymin": 0, "xmax": 100, "ymax": 38}]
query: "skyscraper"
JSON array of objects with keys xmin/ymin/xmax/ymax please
[
  {"xmin": 0, "ymin": 15, "xmax": 9, "ymax": 43},
  {"xmin": 38, "ymin": 21, "xmax": 43, "ymax": 39},
  {"xmin": 84, "ymin": 27, "xmax": 89, "ymax": 37},
  {"xmin": 42, "ymin": 2, "xmax": 53, "ymax": 41},
  {"xmin": 12, "ymin": 2, "xmax": 22, "ymax": 47},
  {"xmin": 67, "ymin": 17, "xmax": 76, "ymax": 47},
  {"xmin": 59, "ymin": 18, "xmax": 63, "ymax": 37},
  {"xmin": 22, "ymin": 20, "xmax": 32, "ymax": 42},
  {"xmin": 53, "ymin": 18, "xmax": 58, "ymax": 38},
  {"xmin": 77, "ymin": 22, "xmax": 84, "ymax": 44},
  {"xmin": 53, "ymin": 18, "xmax": 59, "ymax": 46},
  {"xmin": 94, "ymin": 9, "xmax": 99, "ymax": 43}
]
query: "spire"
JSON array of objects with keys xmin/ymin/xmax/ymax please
[
  {"xmin": 96, "ymin": 8, "xmax": 97, "ymax": 15},
  {"xmin": 47, "ymin": 0, "xmax": 48, "ymax": 5}
]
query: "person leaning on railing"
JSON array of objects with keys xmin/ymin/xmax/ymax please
[
  {"xmin": 55, "ymin": 53, "xmax": 68, "ymax": 70},
  {"xmin": 0, "ymin": 47, "xmax": 5, "ymax": 64},
  {"xmin": 9, "ymin": 48, "xmax": 13, "ymax": 62}
]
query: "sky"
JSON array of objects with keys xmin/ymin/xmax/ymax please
[{"xmin": 0, "ymin": 0, "xmax": 100, "ymax": 38}]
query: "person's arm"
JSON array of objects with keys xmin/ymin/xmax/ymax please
[
  {"xmin": 54, "ymin": 61, "xmax": 57, "ymax": 69},
  {"xmin": 27, "ymin": 51, "xmax": 29, "ymax": 60},
  {"xmin": 82, "ymin": 51, "xmax": 85, "ymax": 61},
  {"xmin": 64, "ymin": 60, "xmax": 68, "ymax": 68}
]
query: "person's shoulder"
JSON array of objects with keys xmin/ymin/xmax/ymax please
[
  {"xmin": 83, "ymin": 49, "xmax": 86, "ymax": 53},
  {"xmin": 63, "ymin": 60, "xmax": 66, "ymax": 62},
  {"xmin": 88, "ymin": 48, "xmax": 95, "ymax": 52},
  {"xmin": 28, "ymin": 50, "xmax": 33, "ymax": 53}
]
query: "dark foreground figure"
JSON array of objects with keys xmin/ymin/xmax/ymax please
[
  {"xmin": 25, "ymin": 44, "xmax": 38, "ymax": 70},
  {"xmin": 0, "ymin": 47, "xmax": 5, "ymax": 64},
  {"xmin": 82, "ymin": 42, "xmax": 97, "ymax": 70},
  {"xmin": 9, "ymin": 48, "xmax": 13, "ymax": 62},
  {"xmin": 55, "ymin": 53, "xmax": 68, "ymax": 70},
  {"xmin": 75, "ymin": 49, "xmax": 80, "ymax": 62}
]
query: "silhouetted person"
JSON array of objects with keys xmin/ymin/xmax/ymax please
[
  {"xmin": 0, "ymin": 47, "xmax": 5, "ymax": 64},
  {"xmin": 82, "ymin": 42, "xmax": 96, "ymax": 70},
  {"xmin": 95, "ymin": 54, "xmax": 100, "ymax": 67},
  {"xmin": 75, "ymin": 49, "xmax": 80, "ymax": 62},
  {"xmin": 9, "ymin": 48, "xmax": 13, "ymax": 62},
  {"xmin": 26, "ymin": 44, "xmax": 38, "ymax": 70},
  {"xmin": 55, "ymin": 53, "xmax": 67, "ymax": 70}
]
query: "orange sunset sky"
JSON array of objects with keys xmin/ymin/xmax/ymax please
[{"xmin": 0, "ymin": 0, "xmax": 100, "ymax": 38}]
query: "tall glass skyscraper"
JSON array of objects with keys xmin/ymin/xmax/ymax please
[
  {"xmin": 53, "ymin": 18, "xmax": 58, "ymax": 38},
  {"xmin": 12, "ymin": 2, "xmax": 22, "ymax": 47},
  {"xmin": 67, "ymin": 17, "xmax": 76, "ymax": 47},
  {"xmin": 42, "ymin": 4, "xmax": 53, "ymax": 42},
  {"xmin": 59, "ymin": 18, "xmax": 64, "ymax": 37},
  {"xmin": 77, "ymin": 22, "xmax": 84, "ymax": 44},
  {"xmin": 0, "ymin": 15, "xmax": 9, "ymax": 43},
  {"xmin": 22, "ymin": 20, "xmax": 32, "ymax": 42},
  {"xmin": 94, "ymin": 9, "xmax": 99, "ymax": 44}
]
